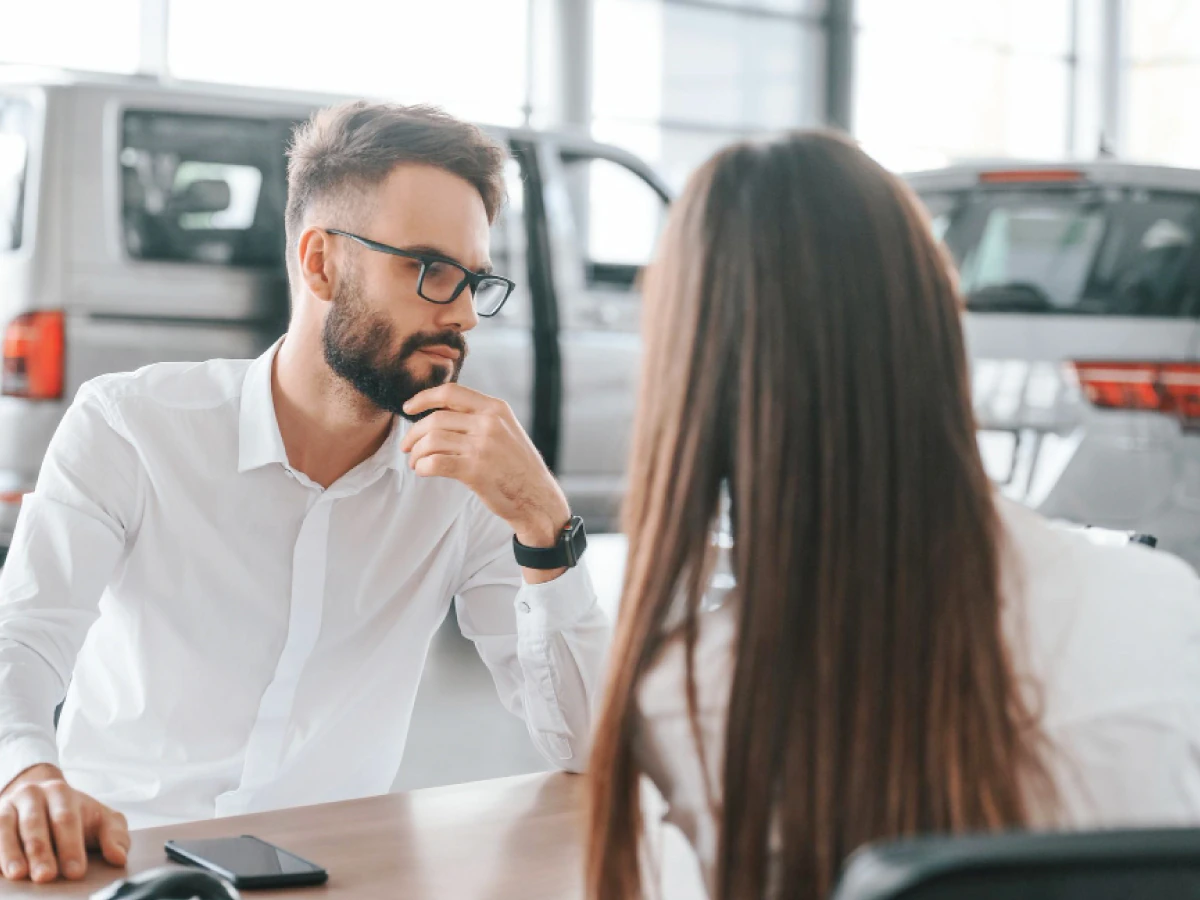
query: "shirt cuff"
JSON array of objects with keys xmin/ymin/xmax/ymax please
[
  {"xmin": 0, "ymin": 734, "xmax": 59, "ymax": 794},
  {"xmin": 513, "ymin": 561, "xmax": 599, "ymax": 633}
]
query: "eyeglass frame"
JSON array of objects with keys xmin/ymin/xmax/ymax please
[{"xmin": 323, "ymin": 228, "xmax": 516, "ymax": 317}]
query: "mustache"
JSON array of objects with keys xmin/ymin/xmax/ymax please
[{"xmin": 399, "ymin": 329, "xmax": 468, "ymax": 361}]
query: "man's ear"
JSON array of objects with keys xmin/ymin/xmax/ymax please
[{"xmin": 297, "ymin": 226, "xmax": 336, "ymax": 302}]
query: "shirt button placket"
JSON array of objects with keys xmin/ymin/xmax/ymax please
[{"xmin": 214, "ymin": 491, "xmax": 333, "ymax": 817}]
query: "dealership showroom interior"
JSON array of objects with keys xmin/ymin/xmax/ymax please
[{"xmin": 3, "ymin": 0, "xmax": 1200, "ymax": 898}]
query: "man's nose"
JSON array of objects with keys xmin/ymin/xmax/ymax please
[{"xmin": 433, "ymin": 285, "xmax": 479, "ymax": 333}]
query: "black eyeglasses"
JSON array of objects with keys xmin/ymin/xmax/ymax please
[{"xmin": 324, "ymin": 228, "xmax": 516, "ymax": 317}]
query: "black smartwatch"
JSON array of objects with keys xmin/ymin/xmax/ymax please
[{"xmin": 512, "ymin": 515, "xmax": 588, "ymax": 570}]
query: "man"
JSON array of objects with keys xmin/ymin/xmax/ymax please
[{"xmin": 0, "ymin": 102, "xmax": 610, "ymax": 883}]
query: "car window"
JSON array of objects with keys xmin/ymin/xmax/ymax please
[
  {"xmin": 121, "ymin": 111, "xmax": 288, "ymax": 267},
  {"xmin": 0, "ymin": 97, "xmax": 32, "ymax": 251},
  {"xmin": 561, "ymin": 153, "xmax": 667, "ymax": 285},
  {"xmin": 558, "ymin": 152, "xmax": 668, "ymax": 331},
  {"xmin": 918, "ymin": 191, "xmax": 957, "ymax": 243},
  {"xmin": 923, "ymin": 187, "xmax": 1200, "ymax": 317}
]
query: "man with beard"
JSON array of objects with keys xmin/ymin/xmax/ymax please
[{"xmin": 0, "ymin": 102, "xmax": 610, "ymax": 883}]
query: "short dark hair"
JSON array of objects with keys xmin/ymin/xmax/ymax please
[{"xmin": 285, "ymin": 101, "xmax": 506, "ymax": 267}]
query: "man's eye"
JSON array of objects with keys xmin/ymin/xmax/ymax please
[{"xmin": 424, "ymin": 261, "xmax": 462, "ymax": 287}]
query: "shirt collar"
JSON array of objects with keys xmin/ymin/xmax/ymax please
[
  {"xmin": 238, "ymin": 337, "xmax": 413, "ymax": 491},
  {"xmin": 238, "ymin": 338, "xmax": 289, "ymax": 474}
]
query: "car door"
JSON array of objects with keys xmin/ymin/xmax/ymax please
[{"xmin": 538, "ymin": 141, "xmax": 670, "ymax": 531}]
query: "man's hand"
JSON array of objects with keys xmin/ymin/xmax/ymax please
[
  {"xmin": 0, "ymin": 764, "xmax": 129, "ymax": 882},
  {"xmin": 401, "ymin": 385, "xmax": 571, "ymax": 576}
]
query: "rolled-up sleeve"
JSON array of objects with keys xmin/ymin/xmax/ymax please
[
  {"xmin": 452, "ymin": 496, "xmax": 610, "ymax": 772},
  {"xmin": 0, "ymin": 381, "xmax": 138, "ymax": 791}
]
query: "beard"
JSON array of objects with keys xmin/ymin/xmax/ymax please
[{"xmin": 322, "ymin": 273, "xmax": 467, "ymax": 420}]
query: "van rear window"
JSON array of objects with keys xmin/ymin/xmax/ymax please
[
  {"xmin": 121, "ymin": 111, "xmax": 288, "ymax": 267},
  {"xmin": 921, "ymin": 187, "xmax": 1200, "ymax": 317},
  {"xmin": 0, "ymin": 98, "xmax": 32, "ymax": 251}
]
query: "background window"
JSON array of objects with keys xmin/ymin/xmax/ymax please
[
  {"xmin": 168, "ymin": 0, "xmax": 530, "ymax": 127},
  {"xmin": 592, "ymin": 0, "xmax": 823, "ymax": 189},
  {"xmin": 0, "ymin": 0, "xmax": 139, "ymax": 73},
  {"xmin": 855, "ymin": 0, "xmax": 1076, "ymax": 171},
  {"xmin": 1125, "ymin": 0, "xmax": 1200, "ymax": 167}
]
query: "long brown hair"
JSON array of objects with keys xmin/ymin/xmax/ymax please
[{"xmin": 587, "ymin": 131, "xmax": 1050, "ymax": 900}]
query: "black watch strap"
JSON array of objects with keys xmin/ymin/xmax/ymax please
[{"xmin": 512, "ymin": 516, "xmax": 588, "ymax": 570}]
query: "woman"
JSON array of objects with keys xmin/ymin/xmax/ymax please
[{"xmin": 587, "ymin": 132, "xmax": 1200, "ymax": 900}]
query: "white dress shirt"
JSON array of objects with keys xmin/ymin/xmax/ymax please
[
  {"xmin": 0, "ymin": 341, "xmax": 610, "ymax": 828},
  {"xmin": 635, "ymin": 497, "xmax": 1200, "ymax": 898}
]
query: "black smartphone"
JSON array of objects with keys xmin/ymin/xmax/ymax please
[{"xmin": 164, "ymin": 835, "xmax": 328, "ymax": 889}]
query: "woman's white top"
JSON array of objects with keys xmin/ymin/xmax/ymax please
[{"xmin": 635, "ymin": 498, "xmax": 1200, "ymax": 898}]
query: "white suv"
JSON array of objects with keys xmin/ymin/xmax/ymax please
[{"xmin": 908, "ymin": 162, "xmax": 1200, "ymax": 571}]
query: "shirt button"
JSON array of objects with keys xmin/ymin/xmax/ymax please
[{"xmin": 519, "ymin": 602, "xmax": 531, "ymax": 613}]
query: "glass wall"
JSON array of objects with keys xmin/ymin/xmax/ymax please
[
  {"xmin": 592, "ymin": 0, "xmax": 825, "ymax": 189},
  {"xmin": 168, "ymin": 0, "xmax": 532, "ymax": 127},
  {"xmin": 854, "ymin": 0, "xmax": 1082, "ymax": 172},
  {"xmin": 0, "ymin": 0, "xmax": 140, "ymax": 73},
  {"xmin": 1125, "ymin": 0, "xmax": 1200, "ymax": 167},
  {"xmin": 2, "ymin": 0, "xmax": 1197, "ymax": 184}
]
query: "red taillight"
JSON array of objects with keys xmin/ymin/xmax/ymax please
[
  {"xmin": 1071, "ymin": 361, "xmax": 1200, "ymax": 423},
  {"xmin": 979, "ymin": 169, "xmax": 1086, "ymax": 184},
  {"xmin": 2, "ymin": 311, "xmax": 64, "ymax": 400}
]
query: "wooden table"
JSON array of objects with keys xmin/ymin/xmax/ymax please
[{"xmin": 0, "ymin": 773, "xmax": 586, "ymax": 899}]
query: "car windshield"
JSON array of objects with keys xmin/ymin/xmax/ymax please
[
  {"xmin": 0, "ymin": 97, "xmax": 32, "ymax": 251},
  {"xmin": 921, "ymin": 187, "xmax": 1200, "ymax": 317}
]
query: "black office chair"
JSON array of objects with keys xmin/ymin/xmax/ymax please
[{"xmin": 831, "ymin": 829, "xmax": 1200, "ymax": 900}]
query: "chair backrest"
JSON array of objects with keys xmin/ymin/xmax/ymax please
[{"xmin": 831, "ymin": 829, "xmax": 1200, "ymax": 900}]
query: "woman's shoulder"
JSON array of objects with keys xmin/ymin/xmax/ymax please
[{"xmin": 998, "ymin": 496, "xmax": 1200, "ymax": 620}]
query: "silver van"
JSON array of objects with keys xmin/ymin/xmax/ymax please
[{"xmin": 0, "ymin": 71, "xmax": 671, "ymax": 560}]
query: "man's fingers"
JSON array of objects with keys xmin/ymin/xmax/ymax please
[
  {"xmin": 13, "ymin": 789, "xmax": 56, "ymax": 883},
  {"xmin": 398, "ymin": 410, "xmax": 477, "ymax": 452},
  {"xmin": 413, "ymin": 453, "xmax": 466, "ymax": 480},
  {"xmin": 408, "ymin": 431, "xmax": 472, "ymax": 468},
  {"xmin": 403, "ymin": 383, "xmax": 496, "ymax": 417},
  {"xmin": 95, "ymin": 810, "xmax": 129, "ymax": 868},
  {"xmin": 0, "ymin": 805, "xmax": 27, "ymax": 880},
  {"xmin": 44, "ymin": 786, "xmax": 86, "ymax": 880}
]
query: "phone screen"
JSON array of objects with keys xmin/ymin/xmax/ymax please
[{"xmin": 167, "ymin": 836, "xmax": 323, "ymax": 879}]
